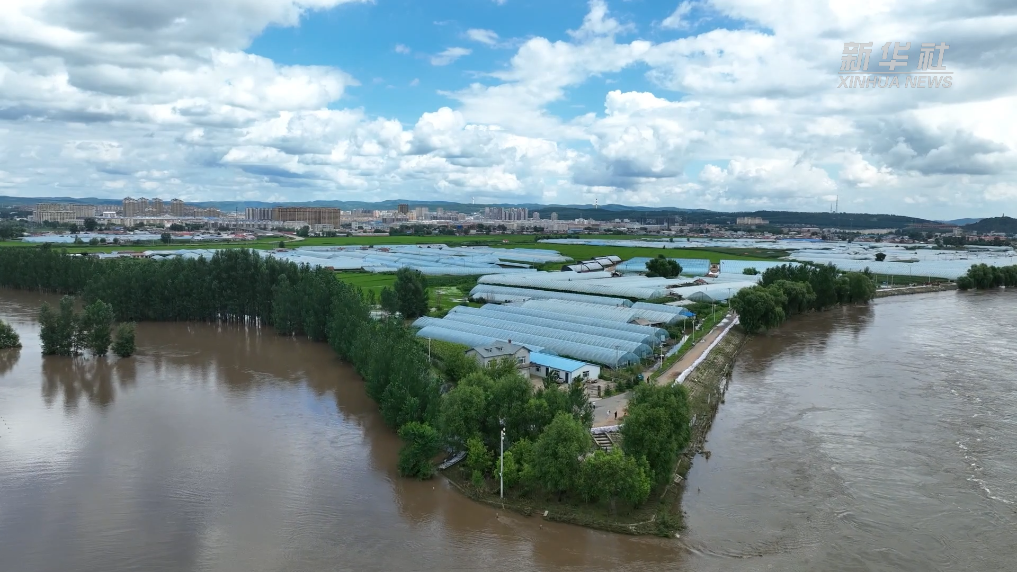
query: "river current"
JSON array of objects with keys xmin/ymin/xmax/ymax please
[{"xmin": 1, "ymin": 289, "xmax": 1014, "ymax": 572}]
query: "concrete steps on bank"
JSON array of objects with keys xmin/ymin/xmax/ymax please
[{"xmin": 593, "ymin": 432, "xmax": 615, "ymax": 452}]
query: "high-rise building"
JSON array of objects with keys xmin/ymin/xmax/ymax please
[
  {"xmin": 136, "ymin": 197, "xmax": 149, "ymax": 215},
  {"xmin": 532, "ymin": 212, "xmax": 540, "ymax": 220},
  {"xmin": 170, "ymin": 199, "xmax": 184, "ymax": 216},
  {"xmin": 245, "ymin": 207, "xmax": 273, "ymax": 221},
  {"xmin": 123, "ymin": 197, "xmax": 139, "ymax": 217},
  {"xmin": 271, "ymin": 207, "xmax": 341, "ymax": 226},
  {"xmin": 550, "ymin": 212, "xmax": 558, "ymax": 221},
  {"xmin": 34, "ymin": 203, "xmax": 97, "ymax": 221},
  {"xmin": 397, "ymin": 204, "xmax": 409, "ymax": 215},
  {"xmin": 152, "ymin": 198, "xmax": 164, "ymax": 214}
]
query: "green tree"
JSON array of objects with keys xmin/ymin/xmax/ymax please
[
  {"xmin": 438, "ymin": 384, "xmax": 487, "ymax": 450},
  {"xmin": 69, "ymin": 223, "xmax": 79, "ymax": 234},
  {"xmin": 534, "ymin": 412, "xmax": 592, "ymax": 498},
  {"xmin": 621, "ymin": 384, "xmax": 691, "ymax": 484},
  {"xmin": 296, "ymin": 225, "xmax": 310, "ymax": 238},
  {"xmin": 278, "ymin": 240, "xmax": 286, "ymax": 249},
  {"xmin": 768, "ymin": 280, "xmax": 816, "ymax": 316},
  {"xmin": 379, "ymin": 287, "xmax": 399, "ymax": 314},
  {"xmin": 39, "ymin": 296, "xmax": 78, "ymax": 356},
  {"xmin": 579, "ymin": 449, "xmax": 652, "ymax": 512},
  {"xmin": 160, "ymin": 232, "xmax": 172, "ymax": 244},
  {"xmin": 0, "ymin": 319, "xmax": 21, "ymax": 349},
  {"xmin": 393, "ymin": 267, "xmax": 429, "ymax": 319},
  {"xmin": 83, "ymin": 217, "xmax": 97, "ymax": 231},
  {"xmin": 500, "ymin": 449, "xmax": 519, "ymax": 488},
  {"xmin": 742, "ymin": 267, "xmax": 759, "ymax": 275},
  {"xmin": 79, "ymin": 299, "xmax": 115, "ymax": 356},
  {"xmin": 874, "ymin": 252, "xmax": 886, "ymax": 262},
  {"xmin": 112, "ymin": 323, "xmax": 136, "ymax": 358},
  {"xmin": 465, "ymin": 436, "xmax": 492, "ymax": 476},
  {"xmin": 957, "ymin": 275, "xmax": 974, "ymax": 290},
  {"xmin": 88, "ymin": 237, "xmax": 99, "ymax": 246},
  {"xmin": 730, "ymin": 286, "xmax": 786, "ymax": 334},
  {"xmin": 645, "ymin": 255, "xmax": 682, "ymax": 278},
  {"xmin": 843, "ymin": 272, "xmax": 876, "ymax": 303},
  {"xmin": 397, "ymin": 422, "xmax": 440, "ymax": 479}
]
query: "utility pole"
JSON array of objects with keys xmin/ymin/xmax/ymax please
[
  {"xmin": 499, "ymin": 422, "xmax": 505, "ymax": 499},
  {"xmin": 427, "ymin": 337, "xmax": 431, "ymax": 363}
]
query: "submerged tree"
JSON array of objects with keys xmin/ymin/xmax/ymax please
[
  {"xmin": 112, "ymin": 323, "xmax": 136, "ymax": 358},
  {"xmin": 0, "ymin": 319, "xmax": 21, "ymax": 349},
  {"xmin": 79, "ymin": 300, "xmax": 115, "ymax": 356},
  {"xmin": 39, "ymin": 296, "xmax": 78, "ymax": 356}
]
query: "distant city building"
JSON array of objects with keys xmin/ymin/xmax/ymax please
[
  {"xmin": 736, "ymin": 217, "xmax": 768, "ymax": 226},
  {"xmin": 532, "ymin": 212, "xmax": 540, "ymax": 220},
  {"xmin": 245, "ymin": 207, "xmax": 273, "ymax": 221},
  {"xmin": 152, "ymin": 198, "xmax": 164, "ymax": 214},
  {"xmin": 397, "ymin": 204, "xmax": 409, "ymax": 215},
  {"xmin": 550, "ymin": 212, "xmax": 558, "ymax": 221},
  {"xmin": 170, "ymin": 199, "xmax": 184, "ymax": 216},
  {"xmin": 34, "ymin": 203, "xmax": 96, "ymax": 222},
  {"xmin": 272, "ymin": 206, "xmax": 341, "ymax": 227}
]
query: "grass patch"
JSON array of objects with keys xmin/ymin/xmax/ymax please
[{"xmin": 336, "ymin": 272, "xmax": 396, "ymax": 295}]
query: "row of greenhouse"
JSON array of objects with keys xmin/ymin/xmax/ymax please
[
  {"xmin": 473, "ymin": 273, "xmax": 760, "ymax": 301},
  {"xmin": 412, "ymin": 298, "xmax": 694, "ymax": 368}
]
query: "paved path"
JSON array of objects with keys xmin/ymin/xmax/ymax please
[{"xmin": 591, "ymin": 313, "xmax": 732, "ymax": 428}]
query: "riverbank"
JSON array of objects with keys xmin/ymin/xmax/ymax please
[{"xmin": 874, "ymin": 282, "xmax": 958, "ymax": 298}]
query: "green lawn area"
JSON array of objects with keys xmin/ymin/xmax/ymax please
[{"xmin": 335, "ymin": 272, "xmax": 396, "ymax": 295}]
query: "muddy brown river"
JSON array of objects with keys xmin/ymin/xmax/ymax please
[{"xmin": 1, "ymin": 289, "xmax": 1015, "ymax": 572}]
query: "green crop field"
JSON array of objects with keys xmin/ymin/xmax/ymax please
[{"xmin": 335, "ymin": 272, "xmax": 396, "ymax": 294}]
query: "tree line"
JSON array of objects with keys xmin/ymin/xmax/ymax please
[
  {"xmin": 730, "ymin": 263, "xmax": 877, "ymax": 334},
  {"xmin": 957, "ymin": 263, "xmax": 1017, "ymax": 290}
]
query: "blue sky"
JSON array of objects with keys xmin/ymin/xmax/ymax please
[{"xmin": 1, "ymin": 0, "xmax": 1016, "ymax": 217}]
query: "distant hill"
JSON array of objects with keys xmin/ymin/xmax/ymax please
[
  {"xmin": 963, "ymin": 216, "xmax": 1017, "ymax": 234},
  {"xmin": 940, "ymin": 218, "xmax": 982, "ymax": 226},
  {"xmin": 0, "ymin": 195, "xmax": 936, "ymax": 228}
]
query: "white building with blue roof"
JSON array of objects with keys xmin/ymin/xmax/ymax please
[{"xmin": 528, "ymin": 352, "xmax": 600, "ymax": 383}]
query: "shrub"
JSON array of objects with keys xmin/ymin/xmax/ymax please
[
  {"xmin": 0, "ymin": 319, "xmax": 20, "ymax": 349},
  {"xmin": 112, "ymin": 323, "xmax": 136, "ymax": 358}
]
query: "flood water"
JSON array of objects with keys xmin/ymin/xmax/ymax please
[{"xmin": 1, "ymin": 289, "xmax": 1015, "ymax": 572}]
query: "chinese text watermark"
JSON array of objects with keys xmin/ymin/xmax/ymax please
[{"xmin": 838, "ymin": 42, "xmax": 952, "ymax": 88}]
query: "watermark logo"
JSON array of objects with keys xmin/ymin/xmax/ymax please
[{"xmin": 838, "ymin": 42, "xmax": 952, "ymax": 88}]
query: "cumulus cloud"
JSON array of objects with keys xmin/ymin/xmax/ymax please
[{"xmin": 1, "ymin": 0, "xmax": 1016, "ymax": 217}]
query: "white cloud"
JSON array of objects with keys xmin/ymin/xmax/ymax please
[
  {"xmin": 466, "ymin": 29, "xmax": 499, "ymax": 46},
  {"xmin": 409, "ymin": 78, "xmax": 419, "ymax": 87},
  {"xmin": 1, "ymin": 0, "xmax": 1016, "ymax": 217},
  {"xmin": 568, "ymin": 0, "xmax": 636, "ymax": 40},
  {"xmin": 660, "ymin": 1, "xmax": 695, "ymax": 30},
  {"xmin": 430, "ymin": 47, "xmax": 471, "ymax": 66}
]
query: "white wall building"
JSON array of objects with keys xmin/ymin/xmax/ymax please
[{"xmin": 528, "ymin": 352, "xmax": 600, "ymax": 383}]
